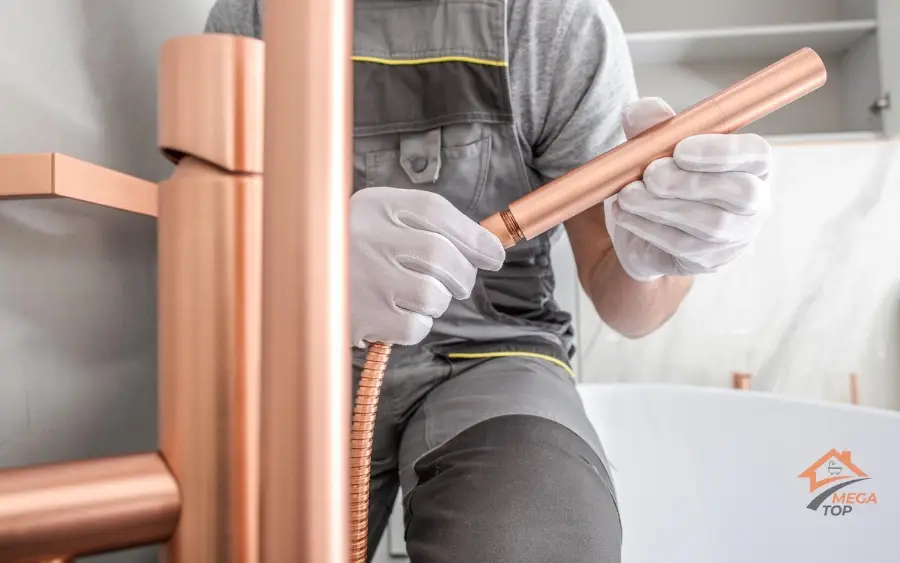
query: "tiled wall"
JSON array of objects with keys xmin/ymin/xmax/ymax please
[{"xmin": 556, "ymin": 138, "xmax": 900, "ymax": 411}]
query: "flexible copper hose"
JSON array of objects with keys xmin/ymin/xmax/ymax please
[
  {"xmin": 348, "ymin": 48, "xmax": 826, "ymax": 563},
  {"xmin": 350, "ymin": 342, "xmax": 392, "ymax": 562},
  {"xmin": 349, "ymin": 218, "xmax": 519, "ymax": 563}
]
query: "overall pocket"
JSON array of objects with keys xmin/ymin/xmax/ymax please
[{"xmin": 363, "ymin": 126, "xmax": 492, "ymax": 218}]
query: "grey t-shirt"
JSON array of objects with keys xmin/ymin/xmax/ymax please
[{"xmin": 205, "ymin": 0, "xmax": 638, "ymax": 183}]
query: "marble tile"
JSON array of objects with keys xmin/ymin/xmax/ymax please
[{"xmin": 568, "ymin": 138, "xmax": 900, "ymax": 410}]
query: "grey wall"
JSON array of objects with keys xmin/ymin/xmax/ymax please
[{"xmin": 0, "ymin": 2, "xmax": 214, "ymax": 561}]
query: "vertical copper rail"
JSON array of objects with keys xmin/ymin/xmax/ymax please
[
  {"xmin": 157, "ymin": 34, "xmax": 264, "ymax": 563},
  {"xmin": 350, "ymin": 342, "xmax": 390, "ymax": 562},
  {"xmin": 849, "ymin": 373, "xmax": 860, "ymax": 405},
  {"xmin": 0, "ymin": 453, "xmax": 179, "ymax": 561},
  {"xmin": 157, "ymin": 157, "xmax": 262, "ymax": 563},
  {"xmin": 260, "ymin": 0, "xmax": 352, "ymax": 561}
]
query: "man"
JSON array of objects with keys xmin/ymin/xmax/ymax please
[{"xmin": 205, "ymin": 0, "xmax": 771, "ymax": 561}]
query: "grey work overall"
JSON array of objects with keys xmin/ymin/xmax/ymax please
[{"xmin": 208, "ymin": 1, "xmax": 622, "ymax": 561}]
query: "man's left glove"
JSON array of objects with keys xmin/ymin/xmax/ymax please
[{"xmin": 605, "ymin": 97, "xmax": 773, "ymax": 281}]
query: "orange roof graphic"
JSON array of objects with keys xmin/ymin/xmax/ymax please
[{"xmin": 798, "ymin": 449, "xmax": 868, "ymax": 492}]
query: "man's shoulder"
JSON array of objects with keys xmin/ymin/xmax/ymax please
[
  {"xmin": 505, "ymin": 0, "xmax": 624, "ymax": 80},
  {"xmin": 505, "ymin": 0, "xmax": 626, "ymax": 97},
  {"xmin": 205, "ymin": 0, "xmax": 261, "ymax": 38},
  {"xmin": 507, "ymin": 0, "xmax": 618, "ymax": 39},
  {"xmin": 505, "ymin": 0, "xmax": 635, "ymax": 175}
]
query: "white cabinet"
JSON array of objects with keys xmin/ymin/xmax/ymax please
[{"xmin": 610, "ymin": 0, "xmax": 899, "ymax": 141}]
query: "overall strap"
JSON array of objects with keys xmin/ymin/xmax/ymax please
[{"xmin": 352, "ymin": 0, "xmax": 513, "ymax": 136}]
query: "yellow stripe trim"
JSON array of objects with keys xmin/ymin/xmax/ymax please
[
  {"xmin": 446, "ymin": 351, "xmax": 576, "ymax": 379},
  {"xmin": 352, "ymin": 55, "xmax": 508, "ymax": 67}
]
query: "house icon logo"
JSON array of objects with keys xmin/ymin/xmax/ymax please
[{"xmin": 798, "ymin": 449, "xmax": 877, "ymax": 516}]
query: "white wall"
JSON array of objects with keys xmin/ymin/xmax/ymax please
[{"xmin": 0, "ymin": 2, "xmax": 215, "ymax": 561}]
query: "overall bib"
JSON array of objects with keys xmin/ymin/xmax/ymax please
[
  {"xmin": 209, "ymin": 1, "xmax": 622, "ymax": 560},
  {"xmin": 351, "ymin": 2, "xmax": 619, "ymax": 557}
]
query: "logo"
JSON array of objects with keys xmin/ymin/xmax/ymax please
[{"xmin": 798, "ymin": 449, "xmax": 876, "ymax": 516}]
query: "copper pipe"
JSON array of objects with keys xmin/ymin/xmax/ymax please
[
  {"xmin": 481, "ymin": 47, "xmax": 828, "ymax": 245},
  {"xmin": 260, "ymin": 0, "xmax": 352, "ymax": 560},
  {"xmin": 353, "ymin": 48, "xmax": 826, "ymax": 561},
  {"xmin": 157, "ymin": 157, "xmax": 262, "ymax": 563},
  {"xmin": 733, "ymin": 372, "xmax": 752, "ymax": 390},
  {"xmin": 849, "ymin": 372, "xmax": 860, "ymax": 405},
  {"xmin": 0, "ymin": 453, "xmax": 179, "ymax": 561},
  {"xmin": 157, "ymin": 34, "xmax": 264, "ymax": 563},
  {"xmin": 158, "ymin": 35, "xmax": 265, "ymax": 174},
  {"xmin": 349, "ymin": 343, "xmax": 391, "ymax": 562}
]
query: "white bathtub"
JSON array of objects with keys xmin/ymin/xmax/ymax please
[{"xmin": 578, "ymin": 383, "xmax": 900, "ymax": 563}]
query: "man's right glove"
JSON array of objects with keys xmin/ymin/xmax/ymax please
[{"xmin": 350, "ymin": 186, "xmax": 506, "ymax": 348}]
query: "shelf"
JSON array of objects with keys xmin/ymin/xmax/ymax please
[
  {"xmin": 0, "ymin": 153, "xmax": 157, "ymax": 217},
  {"xmin": 626, "ymin": 20, "xmax": 877, "ymax": 65}
]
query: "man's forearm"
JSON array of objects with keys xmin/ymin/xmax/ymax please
[
  {"xmin": 564, "ymin": 209, "xmax": 693, "ymax": 339},
  {"xmin": 581, "ymin": 245, "xmax": 693, "ymax": 338}
]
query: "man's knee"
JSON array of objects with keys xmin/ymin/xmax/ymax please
[{"xmin": 404, "ymin": 414, "xmax": 622, "ymax": 563}]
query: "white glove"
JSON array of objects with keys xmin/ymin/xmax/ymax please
[
  {"xmin": 605, "ymin": 97, "xmax": 773, "ymax": 281},
  {"xmin": 350, "ymin": 186, "xmax": 506, "ymax": 347}
]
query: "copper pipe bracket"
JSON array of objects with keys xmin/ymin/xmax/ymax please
[
  {"xmin": 0, "ymin": 153, "xmax": 157, "ymax": 216},
  {"xmin": 0, "ymin": 453, "xmax": 180, "ymax": 561}
]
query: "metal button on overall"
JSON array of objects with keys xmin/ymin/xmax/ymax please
[
  {"xmin": 410, "ymin": 157, "xmax": 429, "ymax": 174},
  {"xmin": 363, "ymin": 124, "xmax": 493, "ymax": 216},
  {"xmin": 399, "ymin": 129, "xmax": 442, "ymax": 184}
]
